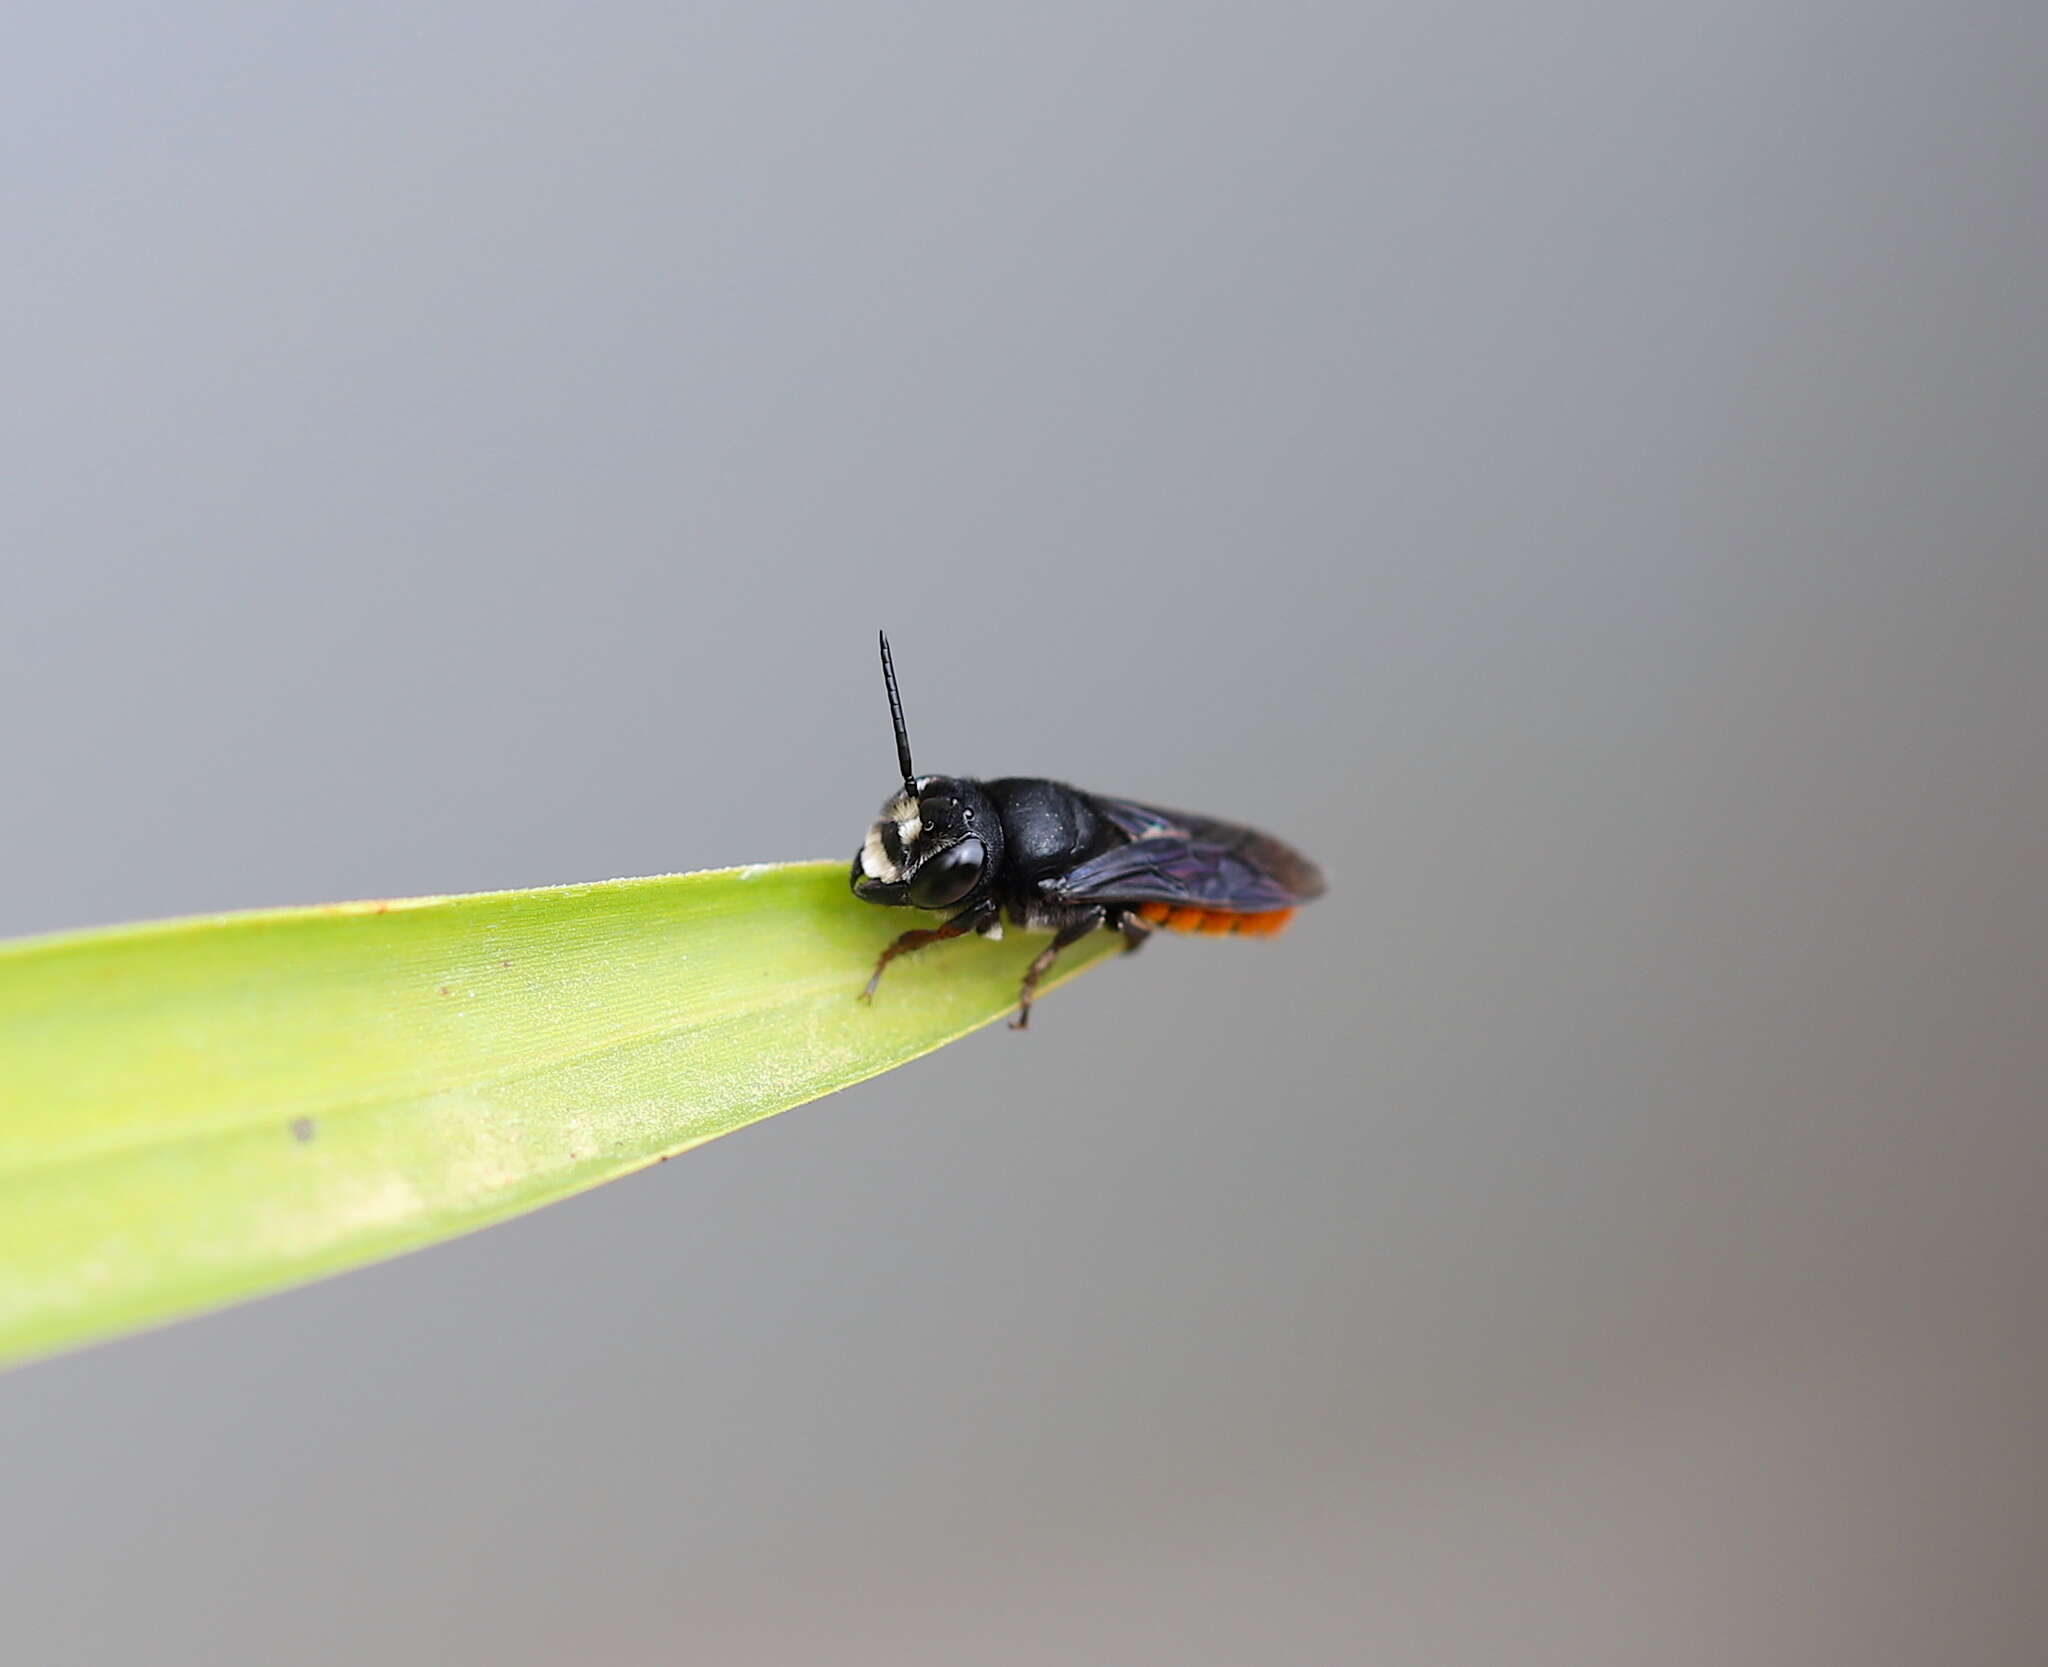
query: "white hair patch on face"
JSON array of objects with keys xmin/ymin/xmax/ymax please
[
  {"xmin": 860, "ymin": 824, "xmax": 901, "ymax": 882},
  {"xmin": 887, "ymin": 792, "xmax": 922, "ymax": 848}
]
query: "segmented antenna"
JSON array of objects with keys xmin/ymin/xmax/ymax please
[{"xmin": 879, "ymin": 630, "xmax": 916, "ymax": 793}]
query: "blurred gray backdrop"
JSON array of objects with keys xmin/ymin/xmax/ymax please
[{"xmin": 3, "ymin": 4, "xmax": 2044, "ymax": 1663}]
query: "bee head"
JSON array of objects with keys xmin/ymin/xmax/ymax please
[
  {"xmin": 848, "ymin": 635, "xmax": 1000, "ymax": 911},
  {"xmin": 851, "ymin": 775, "xmax": 999, "ymax": 910}
]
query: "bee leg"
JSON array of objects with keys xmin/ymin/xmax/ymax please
[
  {"xmin": 861, "ymin": 904, "xmax": 990, "ymax": 1002},
  {"xmin": 1010, "ymin": 911, "xmax": 1105, "ymax": 1031},
  {"xmin": 1114, "ymin": 909, "xmax": 1154, "ymax": 956}
]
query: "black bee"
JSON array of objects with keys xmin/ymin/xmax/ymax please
[{"xmin": 851, "ymin": 633, "xmax": 1325, "ymax": 1028}]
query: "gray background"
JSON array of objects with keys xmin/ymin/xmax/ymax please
[{"xmin": 3, "ymin": 4, "xmax": 2044, "ymax": 1663}]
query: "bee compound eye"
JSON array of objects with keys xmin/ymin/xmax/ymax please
[{"xmin": 906, "ymin": 836, "xmax": 987, "ymax": 909}]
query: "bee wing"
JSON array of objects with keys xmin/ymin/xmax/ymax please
[{"xmin": 1045, "ymin": 796, "xmax": 1326, "ymax": 911}]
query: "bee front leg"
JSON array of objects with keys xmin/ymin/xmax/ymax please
[
  {"xmin": 861, "ymin": 903, "xmax": 994, "ymax": 1002},
  {"xmin": 1010, "ymin": 910, "xmax": 1105, "ymax": 1031}
]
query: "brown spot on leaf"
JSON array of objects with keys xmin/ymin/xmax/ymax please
[{"xmin": 290, "ymin": 1117, "xmax": 317, "ymax": 1144}]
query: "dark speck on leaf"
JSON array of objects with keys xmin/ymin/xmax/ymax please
[
  {"xmin": 438, "ymin": 985, "xmax": 453, "ymax": 996},
  {"xmin": 290, "ymin": 1117, "xmax": 317, "ymax": 1144}
]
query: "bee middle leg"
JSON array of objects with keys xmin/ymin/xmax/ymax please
[{"xmin": 1010, "ymin": 909, "xmax": 1105, "ymax": 1031}]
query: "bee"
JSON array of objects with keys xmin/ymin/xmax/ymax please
[{"xmin": 852, "ymin": 633, "xmax": 1325, "ymax": 1028}]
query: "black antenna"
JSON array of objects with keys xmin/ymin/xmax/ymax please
[{"xmin": 879, "ymin": 630, "xmax": 916, "ymax": 793}]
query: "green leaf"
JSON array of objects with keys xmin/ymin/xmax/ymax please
[{"xmin": 0, "ymin": 862, "xmax": 1116, "ymax": 1370}]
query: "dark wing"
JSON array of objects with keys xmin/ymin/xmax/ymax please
[{"xmin": 1045, "ymin": 795, "xmax": 1327, "ymax": 912}]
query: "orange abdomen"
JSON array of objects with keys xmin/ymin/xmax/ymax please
[{"xmin": 1135, "ymin": 901, "xmax": 1297, "ymax": 938}]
